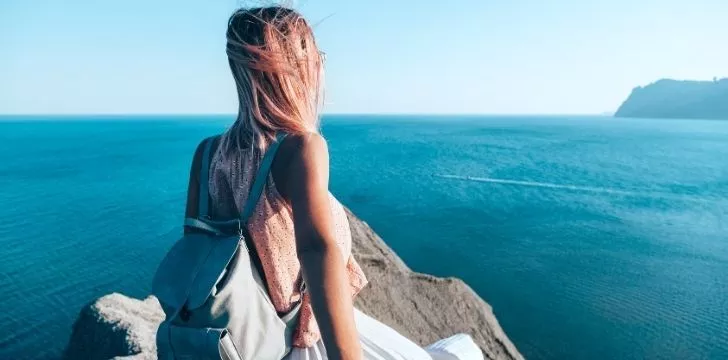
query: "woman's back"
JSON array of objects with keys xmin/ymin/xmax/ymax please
[{"xmin": 207, "ymin": 136, "xmax": 368, "ymax": 347}]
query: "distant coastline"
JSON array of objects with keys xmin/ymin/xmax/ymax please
[{"xmin": 615, "ymin": 78, "xmax": 728, "ymax": 120}]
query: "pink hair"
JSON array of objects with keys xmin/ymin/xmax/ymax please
[{"xmin": 221, "ymin": 6, "xmax": 324, "ymax": 154}]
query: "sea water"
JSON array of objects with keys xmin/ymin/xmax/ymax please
[{"xmin": 0, "ymin": 115, "xmax": 726, "ymax": 359}]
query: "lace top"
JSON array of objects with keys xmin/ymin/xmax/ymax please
[{"xmin": 208, "ymin": 141, "xmax": 368, "ymax": 348}]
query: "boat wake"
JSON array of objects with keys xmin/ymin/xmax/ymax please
[{"xmin": 435, "ymin": 174, "xmax": 706, "ymax": 202}]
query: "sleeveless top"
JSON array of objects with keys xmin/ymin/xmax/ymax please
[{"xmin": 207, "ymin": 140, "xmax": 368, "ymax": 348}]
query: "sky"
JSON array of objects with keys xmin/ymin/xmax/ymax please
[{"xmin": 2, "ymin": 0, "xmax": 727, "ymax": 115}]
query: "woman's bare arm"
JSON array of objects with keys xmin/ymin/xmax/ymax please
[{"xmin": 274, "ymin": 133, "xmax": 362, "ymax": 360}]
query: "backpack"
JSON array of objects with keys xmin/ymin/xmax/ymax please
[{"xmin": 152, "ymin": 133, "xmax": 301, "ymax": 360}]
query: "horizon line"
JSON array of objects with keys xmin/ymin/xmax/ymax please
[{"xmin": 0, "ymin": 112, "xmax": 612, "ymax": 117}]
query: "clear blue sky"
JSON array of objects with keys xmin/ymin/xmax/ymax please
[{"xmin": 2, "ymin": 0, "xmax": 726, "ymax": 115}]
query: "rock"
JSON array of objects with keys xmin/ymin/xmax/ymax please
[
  {"xmin": 347, "ymin": 209, "xmax": 523, "ymax": 360},
  {"xmin": 64, "ymin": 210, "xmax": 523, "ymax": 360},
  {"xmin": 614, "ymin": 78, "xmax": 728, "ymax": 120},
  {"xmin": 63, "ymin": 294, "xmax": 162, "ymax": 360}
]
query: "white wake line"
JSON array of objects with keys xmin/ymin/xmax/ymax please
[{"xmin": 436, "ymin": 174, "xmax": 687, "ymax": 199}]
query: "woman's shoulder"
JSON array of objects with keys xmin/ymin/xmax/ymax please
[
  {"xmin": 192, "ymin": 135, "xmax": 223, "ymax": 163},
  {"xmin": 278, "ymin": 132, "xmax": 328, "ymax": 164},
  {"xmin": 188, "ymin": 135, "xmax": 222, "ymax": 178},
  {"xmin": 273, "ymin": 132, "xmax": 329, "ymax": 197}
]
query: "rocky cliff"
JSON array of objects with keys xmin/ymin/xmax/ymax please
[
  {"xmin": 64, "ymin": 209, "xmax": 523, "ymax": 360},
  {"xmin": 615, "ymin": 78, "xmax": 728, "ymax": 120}
]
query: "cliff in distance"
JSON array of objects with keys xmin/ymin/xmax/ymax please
[
  {"xmin": 64, "ymin": 209, "xmax": 523, "ymax": 360},
  {"xmin": 615, "ymin": 78, "xmax": 728, "ymax": 120}
]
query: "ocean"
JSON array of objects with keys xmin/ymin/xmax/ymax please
[{"xmin": 0, "ymin": 115, "xmax": 726, "ymax": 359}]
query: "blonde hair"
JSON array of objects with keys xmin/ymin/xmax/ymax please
[{"xmin": 221, "ymin": 6, "xmax": 324, "ymax": 153}]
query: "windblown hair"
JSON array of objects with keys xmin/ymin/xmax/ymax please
[{"xmin": 221, "ymin": 6, "xmax": 324, "ymax": 153}]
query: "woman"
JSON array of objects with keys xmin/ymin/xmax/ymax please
[{"xmin": 186, "ymin": 6, "xmax": 482, "ymax": 360}]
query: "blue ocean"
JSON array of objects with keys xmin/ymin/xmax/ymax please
[{"xmin": 0, "ymin": 115, "xmax": 726, "ymax": 360}]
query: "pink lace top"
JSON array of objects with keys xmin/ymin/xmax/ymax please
[{"xmin": 208, "ymin": 142, "xmax": 368, "ymax": 348}]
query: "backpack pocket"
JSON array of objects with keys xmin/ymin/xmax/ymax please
[
  {"xmin": 157, "ymin": 323, "xmax": 241, "ymax": 360},
  {"xmin": 152, "ymin": 233, "xmax": 239, "ymax": 313}
]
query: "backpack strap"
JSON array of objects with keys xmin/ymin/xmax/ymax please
[
  {"xmin": 245, "ymin": 132, "xmax": 306, "ymax": 295},
  {"xmin": 238, "ymin": 132, "xmax": 289, "ymax": 296},
  {"xmin": 239, "ymin": 132, "xmax": 288, "ymax": 224},
  {"xmin": 197, "ymin": 136, "xmax": 217, "ymax": 219}
]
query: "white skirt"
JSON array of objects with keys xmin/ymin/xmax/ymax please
[{"xmin": 284, "ymin": 309, "xmax": 484, "ymax": 360}]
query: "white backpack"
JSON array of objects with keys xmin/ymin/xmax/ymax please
[{"xmin": 152, "ymin": 133, "xmax": 301, "ymax": 360}]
